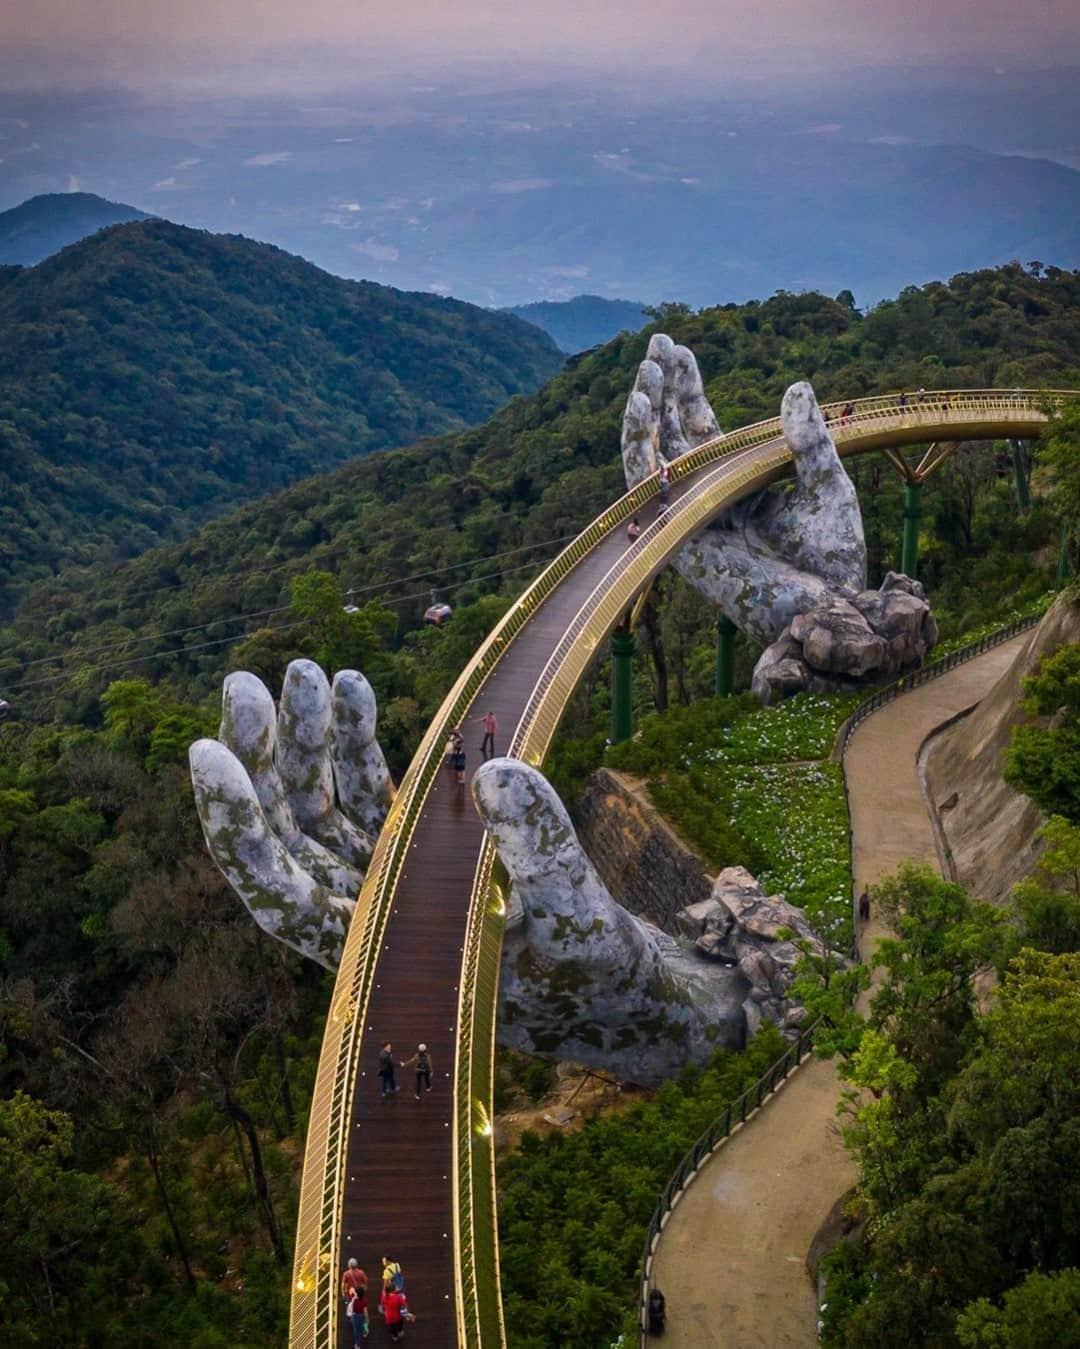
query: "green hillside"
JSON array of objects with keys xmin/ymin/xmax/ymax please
[
  {"xmin": 3, "ymin": 262, "xmax": 1078, "ymax": 728},
  {"xmin": 0, "ymin": 262, "xmax": 1078, "ymax": 1348},
  {"xmin": 0, "ymin": 220, "xmax": 563, "ymax": 616}
]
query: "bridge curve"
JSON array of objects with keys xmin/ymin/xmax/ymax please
[{"xmin": 288, "ymin": 390, "xmax": 1072, "ymax": 1348}]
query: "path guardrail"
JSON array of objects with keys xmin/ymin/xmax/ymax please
[
  {"xmin": 636, "ymin": 1023, "xmax": 818, "ymax": 1345},
  {"xmin": 637, "ymin": 605, "xmax": 1048, "ymax": 1342}
]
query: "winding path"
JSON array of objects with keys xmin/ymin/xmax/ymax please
[{"xmin": 646, "ymin": 633, "xmax": 1027, "ymax": 1347}]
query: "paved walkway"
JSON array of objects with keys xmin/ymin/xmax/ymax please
[{"xmin": 648, "ymin": 636, "xmax": 1026, "ymax": 1347}]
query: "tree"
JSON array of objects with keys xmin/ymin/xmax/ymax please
[
  {"xmin": 289, "ymin": 569, "xmax": 396, "ymax": 674},
  {"xmin": 957, "ymin": 1268, "xmax": 1080, "ymax": 1347},
  {"xmin": 1012, "ymin": 815, "xmax": 1080, "ymax": 953},
  {"xmin": 1041, "ymin": 403, "xmax": 1080, "ymax": 570},
  {"xmin": 868, "ymin": 865, "xmax": 1006, "ymax": 1092},
  {"xmin": 0, "ymin": 1091, "xmax": 119, "ymax": 1341},
  {"xmin": 1004, "ymin": 641, "xmax": 1080, "ymax": 823}
]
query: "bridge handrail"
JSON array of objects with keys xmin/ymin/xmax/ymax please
[{"xmin": 290, "ymin": 388, "xmax": 1073, "ymax": 1348}]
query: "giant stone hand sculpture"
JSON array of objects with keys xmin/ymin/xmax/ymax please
[
  {"xmin": 189, "ymin": 660, "xmax": 392, "ymax": 967},
  {"xmin": 624, "ymin": 335, "xmax": 938, "ymax": 700},
  {"xmin": 191, "ymin": 662, "xmax": 829, "ymax": 1084}
]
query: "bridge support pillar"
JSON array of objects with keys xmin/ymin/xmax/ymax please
[
  {"xmin": 715, "ymin": 614, "xmax": 737, "ymax": 697},
  {"xmin": 1057, "ymin": 522, "xmax": 1072, "ymax": 587},
  {"xmin": 901, "ymin": 481, "xmax": 922, "ymax": 578},
  {"xmin": 610, "ymin": 629, "xmax": 635, "ymax": 744},
  {"xmin": 1011, "ymin": 440, "xmax": 1031, "ymax": 511}
]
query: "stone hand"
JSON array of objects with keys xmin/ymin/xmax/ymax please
[
  {"xmin": 622, "ymin": 334, "xmax": 936, "ymax": 698},
  {"xmin": 189, "ymin": 659, "xmax": 393, "ymax": 967},
  {"xmin": 473, "ymin": 757, "xmax": 746, "ymax": 1084}
]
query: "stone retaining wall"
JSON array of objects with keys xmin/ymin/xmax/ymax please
[{"xmin": 576, "ymin": 767, "xmax": 713, "ymax": 931}]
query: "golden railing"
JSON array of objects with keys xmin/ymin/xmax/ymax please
[{"xmin": 290, "ymin": 388, "xmax": 1077, "ymax": 1349}]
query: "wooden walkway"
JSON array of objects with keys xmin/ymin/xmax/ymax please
[{"xmin": 335, "ymin": 492, "xmax": 684, "ymax": 1345}]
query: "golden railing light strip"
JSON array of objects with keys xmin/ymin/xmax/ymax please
[{"xmin": 290, "ymin": 389, "xmax": 1077, "ymax": 1349}]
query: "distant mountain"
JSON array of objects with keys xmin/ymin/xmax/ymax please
[
  {"xmin": 503, "ymin": 296, "xmax": 649, "ymax": 353},
  {"xmin": 0, "ymin": 219, "xmax": 563, "ymax": 616},
  {"xmin": 0, "ymin": 192, "xmax": 152, "ymax": 266},
  {"xmin": 4, "ymin": 260, "xmax": 1078, "ymax": 725}
]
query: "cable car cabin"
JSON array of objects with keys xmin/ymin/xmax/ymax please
[
  {"xmin": 0, "ymin": 698, "xmax": 9, "ymax": 721},
  {"xmin": 423, "ymin": 602, "xmax": 454, "ymax": 627}
]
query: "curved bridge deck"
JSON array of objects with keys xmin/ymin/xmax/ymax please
[{"xmin": 289, "ymin": 391, "xmax": 1072, "ymax": 1348}]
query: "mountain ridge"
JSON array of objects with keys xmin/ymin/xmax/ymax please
[
  {"xmin": 0, "ymin": 191, "xmax": 152, "ymax": 265},
  {"xmin": 0, "ymin": 218, "xmax": 563, "ymax": 616},
  {"xmin": 3, "ymin": 261, "xmax": 1077, "ymax": 726},
  {"xmin": 503, "ymin": 295, "xmax": 649, "ymax": 353}
]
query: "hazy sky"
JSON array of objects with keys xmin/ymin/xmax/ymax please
[{"xmin": 3, "ymin": 0, "xmax": 1080, "ymax": 90}]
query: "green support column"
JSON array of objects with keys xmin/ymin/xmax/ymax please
[
  {"xmin": 715, "ymin": 614, "xmax": 737, "ymax": 697},
  {"xmin": 1057, "ymin": 522, "xmax": 1071, "ymax": 587},
  {"xmin": 610, "ymin": 629, "xmax": 636, "ymax": 744},
  {"xmin": 1011, "ymin": 440, "xmax": 1031, "ymax": 511},
  {"xmin": 901, "ymin": 480, "xmax": 923, "ymax": 578}
]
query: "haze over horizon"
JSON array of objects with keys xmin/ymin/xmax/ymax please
[{"xmin": 1, "ymin": 1, "xmax": 1078, "ymax": 307}]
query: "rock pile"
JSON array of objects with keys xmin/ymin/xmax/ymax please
[
  {"xmin": 752, "ymin": 573, "xmax": 939, "ymax": 703},
  {"xmin": 677, "ymin": 866, "xmax": 844, "ymax": 1038}
]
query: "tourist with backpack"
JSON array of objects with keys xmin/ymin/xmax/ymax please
[
  {"xmin": 381, "ymin": 1256, "xmax": 405, "ymax": 1297},
  {"xmin": 401, "ymin": 1043, "xmax": 433, "ymax": 1099},
  {"xmin": 378, "ymin": 1042, "xmax": 398, "ymax": 1096}
]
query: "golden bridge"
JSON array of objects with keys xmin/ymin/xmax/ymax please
[{"xmin": 289, "ymin": 389, "xmax": 1074, "ymax": 1348}]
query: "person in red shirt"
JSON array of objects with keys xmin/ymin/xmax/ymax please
[{"xmin": 381, "ymin": 1286, "xmax": 413, "ymax": 1341}]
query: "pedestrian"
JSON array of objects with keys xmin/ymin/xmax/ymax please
[
  {"xmin": 342, "ymin": 1257, "xmax": 368, "ymax": 1301},
  {"xmin": 345, "ymin": 1284, "xmax": 369, "ymax": 1344},
  {"xmin": 447, "ymin": 726, "xmax": 463, "ymax": 773},
  {"xmin": 476, "ymin": 709, "xmax": 497, "ymax": 758},
  {"xmin": 382, "ymin": 1285, "xmax": 414, "ymax": 1341},
  {"xmin": 380, "ymin": 1256, "xmax": 405, "ymax": 1309},
  {"xmin": 899, "ymin": 391, "xmax": 907, "ymax": 409},
  {"xmin": 626, "ymin": 516, "xmax": 641, "ymax": 541},
  {"xmin": 858, "ymin": 889, "xmax": 871, "ymax": 922},
  {"xmin": 401, "ymin": 1043, "xmax": 433, "ymax": 1099},
  {"xmin": 659, "ymin": 463, "xmax": 671, "ymax": 504},
  {"xmin": 452, "ymin": 737, "xmax": 467, "ymax": 785},
  {"xmin": 378, "ymin": 1042, "xmax": 399, "ymax": 1096},
  {"xmin": 655, "ymin": 499, "xmax": 669, "ymax": 527}
]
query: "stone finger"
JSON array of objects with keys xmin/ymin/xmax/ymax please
[
  {"xmin": 674, "ymin": 344, "xmax": 721, "ymax": 447},
  {"xmin": 221, "ymin": 670, "xmax": 364, "ymax": 893},
  {"xmin": 331, "ymin": 670, "xmax": 394, "ymax": 838},
  {"xmin": 778, "ymin": 381, "xmax": 866, "ymax": 590},
  {"xmin": 646, "ymin": 333, "xmax": 690, "ymax": 460},
  {"xmin": 189, "ymin": 738, "xmax": 353, "ymax": 968},
  {"xmin": 277, "ymin": 659, "xmax": 374, "ymax": 867}
]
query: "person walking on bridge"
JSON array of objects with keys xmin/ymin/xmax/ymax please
[
  {"xmin": 401, "ymin": 1043, "xmax": 433, "ymax": 1098},
  {"xmin": 476, "ymin": 709, "xmax": 498, "ymax": 759},
  {"xmin": 341, "ymin": 1259, "xmax": 369, "ymax": 1344},
  {"xmin": 378, "ymin": 1042, "xmax": 399, "ymax": 1096}
]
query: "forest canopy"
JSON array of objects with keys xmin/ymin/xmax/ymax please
[{"xmin": 0, "ymin": 219, "xmax": 563, "ymax": 617}]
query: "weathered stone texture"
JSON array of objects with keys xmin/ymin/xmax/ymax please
[
  {"xmin": 575, "ymin": 768, "xmax": 714, "ymax": 930},
  {"xmin": 621, "ymin": 337, "xmax": 939, "ymax": 699}
]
